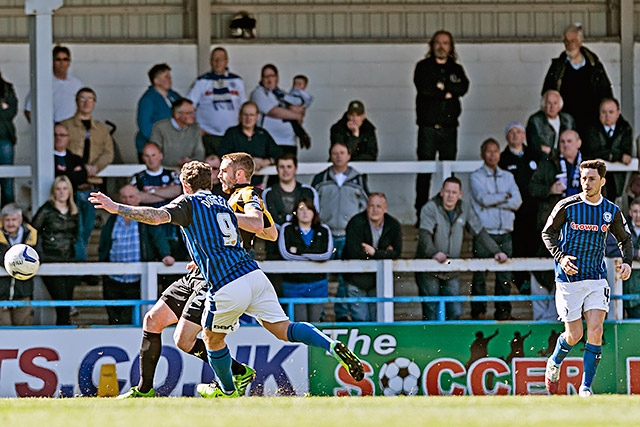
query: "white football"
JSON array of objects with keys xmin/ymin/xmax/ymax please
[
  {"xmin": 378, "ymin": 357, "xmax": 421, "ymax": 396},
  {"xmin": 4, "ymin": 244, "xmax": 40, "ymax": 280}
]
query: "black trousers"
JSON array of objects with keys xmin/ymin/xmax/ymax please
[
  {"xmin": 415, "ymin": 125, "xmax": 458, "ymax": 220},
  {"xmin": 43, "ymin": 276, "xmax": 79, "ymax": 325},
  {"xmin": 102, "ymin": 276, "xmax": 141, "ymax": 325}
]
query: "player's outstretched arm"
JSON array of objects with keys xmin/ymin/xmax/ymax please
[{"xmin": 89, "ymin": 191, "xmax": 170, "ymax": 225}]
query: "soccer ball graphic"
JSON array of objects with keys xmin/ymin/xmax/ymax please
[
  {"xmin": 378, "ymin": 357, "xmax": 421, "ymax": 396},
  {"xmin": 4, "ymin": 244, "xmax": 40, "ymax": 280}
]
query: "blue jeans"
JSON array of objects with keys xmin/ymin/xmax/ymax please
[
  {"xmin": 0, "ymin": 139, "xmax": 15, "ymax": 207},
  {"xmin": 331, "ymin": 236, "xmax": 349, "ymax": 320},
  {"xmin": 282, "ymin": 278, "xmax": 328, "ymax": 322},
  {"xmin": 416, "ymin": 273, "xmax": 461, "ymax": 320},
  {"xmin": 344, "ymin": 282, "xmax": 376, "ymax": 322},
  {"xmin": 75, "ymin": 190, "xmax": 97, "ymax": 262}
]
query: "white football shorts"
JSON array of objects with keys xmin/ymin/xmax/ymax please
[
  {"xmin": 202, "ymin": 269, "xmax": 289, "ymax": 333},
  {"xmin": 555, "ymin": 278, "xmax": 610, "ymax": 323}
]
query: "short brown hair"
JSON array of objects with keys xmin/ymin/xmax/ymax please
[
  {"xmin": 180, "ymin": 161, "xmax": 212, "ymax": 192},
  {"xmin": 580, "ymin": 159, "xmax": 607, "ymax": 178},
  {"xmin": 222, "ymin": 152, "xmax": 255, "ymax": 180}
]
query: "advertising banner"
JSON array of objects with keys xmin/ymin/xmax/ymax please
[
  {"xmin": 310, "ymin": 323, "xmax": 640, "ymax": 396},
  {"xmin": 0, "ymin": 327, "xmax": 309, "ymax": 397}
]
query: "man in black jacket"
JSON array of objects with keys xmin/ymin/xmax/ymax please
[
  {"xmin": 582, "ymin": 97, "xmax": 633, "ymax": 201},
  {"xmin": 413, "ymin": 30, "xmax": 470, "ymax": 222},
  {"xmin": 541, "ymin": 23, "xmax": 613, "ymax": 137},
  {"xmin": 342, "ymin": 193, "xmax": 402, "ymax": 322}
]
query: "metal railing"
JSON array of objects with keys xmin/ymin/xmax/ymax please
[{"xmin": 0, "ymin": 258, "xmax": 629, "ymax": 325}]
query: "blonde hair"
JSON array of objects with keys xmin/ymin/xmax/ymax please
[{"xmin": 49, "ymin": 175, "xmax": 78, "ymax": 215}]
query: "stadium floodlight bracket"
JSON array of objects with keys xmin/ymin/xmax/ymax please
[{"xmin": 25, "ymin": 0, "xmax": 63, "ymax": 15}]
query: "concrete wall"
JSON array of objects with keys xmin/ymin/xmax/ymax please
[{"xmin": 0, "ymin": 41, "xmax": 629, "ymax": 222}]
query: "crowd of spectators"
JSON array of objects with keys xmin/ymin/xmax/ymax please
[{"xmin": 1, "ymin": 21, "xmax": 639, "ymax": 325}]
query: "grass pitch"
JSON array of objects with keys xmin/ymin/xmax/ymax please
[{"xmin": 1, "ymin": 395, "xmax": 638, "ymax": 427}]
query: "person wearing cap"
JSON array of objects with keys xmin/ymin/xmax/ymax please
[
  {"xmin": 498, "ymin": 121, "xmax": 539, "ymax": 297},
  {"xmin": 413, "ymin": 30, "xmax": 470, "ymax": 224},
  {"xmin": 526, "ymin": 90, "xmax": 575, "ymax": 161},
  {"xmin": 542, "ymin": 23, "xmax": 613, "ymax": 137},
  {"xmin": 469, "ymin": 138, "xmax": 521, "ymax": 320},
  {"xmin": 329, "ymin": 100, "xmax": 378, "ymax": 161}
]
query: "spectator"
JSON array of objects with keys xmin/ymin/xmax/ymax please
[
  {"xmin": 0, "ymin": 71, "xmax": 17, "ymax": 207},
  {"xmin": 53, "ymin": 122, "xmax": 87, "ymax": 194},
  {"xmin": 24, "ymin": 45, "xmax": 84, "ymax": 123},
  {"xmin": 264, "ymin": 153, "xmax": 319, "ymax": 228},
  {"xmin": 284, "ymin": 74, "xmax": 314, "ymax": 108},
  {"xmin": 135, "ymin": 63, "xmax": 181, "ymax": 162},
  {"xmin": 0, "ymin": 203, "xmax": 38, "ymax": 326},
  {"xmin": 312, "ymin": 142, "xmax": 369, "ymax": 321},
  {"xmin": 526, "ymin": 90, "xmax": 575, "ymax": 160},
  {"xmin": 263, "ymin": 153, "xmax": 318, "ymax": 260},
  {"xmin": 278, "ymin": 197, "xmax": 333, "ymax": 322},
  {"xmin": 342, "ymin": 193, "xmax": 402, "ymax": 322},
  {"xmin": 542, "ymin": 23, "xmax": 613, "ymax": 136},
  {"xmin": 31, "ymin": 176, "xmax": 79, "ymax": 325},
  {"xmin": 130, "ymin": 141, "xmax": 184, "ymax": 257},
  {"xmin": 219, "ymin": 101, "xmax": 282, "ymax": 187},
  {"xmin": 469, "ymin": 138, "xmax": 521, "ymax": 320},
  {"xmin": 149, "ymin": 98, "xmax": 204, "ymax": 169},
  {"xmin": 498, "ymin": 121, "xmax": 539, "ymax": 295},
  {"xmin": 618, "ymin": 198, "xmax": 640, "ymax": 318},
  {"xmin": 330, "ymin": 100, "xmax": 378, "ymax": 161},
  {"xmin": 98, "ymin": 184, "xmax": 175, "ymax": 325},
  {"xmin": 187, "ymin": 47, "xmax": 246, "ymax": 157},
  {"xmin": 204, "ymin": 154, "xmax": 226, "ymax": 197},
  {"xmin": 413, "ymin": 30, "xmax": 470, "ymax": 222},
  {"xmin": 61, "ymin": 87, "xmax": 114, "ymax": 263},
  {"xmin": 529, "ymin": 129, "xmax": 583, "ymax": 321},
  {"xmin": 251, "ymin": 64, "xmax": 305, "ymax": 155},
  {"xmin": 417, "ymin": 177, "xmax": 507, "ymax": 321},
  {"xmin": 583, "ymin": 97, "xmax": 633, "ymax": 201}
]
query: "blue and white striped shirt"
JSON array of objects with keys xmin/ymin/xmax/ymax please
[{"xmin": 162, "ymin": 190, "xmax": 258, "ymax": 292}]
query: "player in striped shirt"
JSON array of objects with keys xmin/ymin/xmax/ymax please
[
  {"xmin": 542, "ymin": 159, "xmax": 633, "ymax": 396},
  {"xmin": 89, "ymin": 156, "xmax": 364, "ymax": 398}
]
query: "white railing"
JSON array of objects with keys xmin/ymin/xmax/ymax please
[
  {"xmin": 97, "ymin": 159, "xmax": 640, "ymax": 179},
  {"xmin": 2, "ymin": 258, "xmax": 627, "ymax": 322}
]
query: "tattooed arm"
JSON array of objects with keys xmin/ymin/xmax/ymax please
[{"xmin": 89, "ymin": 191, "xmax": 170, "ymax": 225}]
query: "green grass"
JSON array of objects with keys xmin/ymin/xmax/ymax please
[{"xmin": 1, "ymin": 395, "xmax": 639, "ymax": 427}]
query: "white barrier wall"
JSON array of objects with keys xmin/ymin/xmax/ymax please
[{"xmin": 0, "ymin": 42, "xmax": 627, "ymax": 222}]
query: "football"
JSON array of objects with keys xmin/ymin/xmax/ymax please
[
  {"xmin": 378, "ymin": 357, "xmax": 421, "ymax": 396},
  {"xmin": 4, "ymin": 244, "xmax": 40, "ymax": 280}
]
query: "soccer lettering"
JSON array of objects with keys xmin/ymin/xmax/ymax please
[
  {"xmin": 15, "ymin": 348, "xmax": 59, "ymax": 397},
  {"xmin": 334, "ymin": 360, "xmax": 375, "ymax": 396}
]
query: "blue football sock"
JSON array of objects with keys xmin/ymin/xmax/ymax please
[
  {"xmin": 582, "ymin": 343, "xmax": 602, "ymax": 389},
  {"xmin": 206, "ymin": 347, "xmax": 235, "ymax": 393},
  {"xmin": 287, "ymin": 322, "xmax": 332, "ymax": 352},
  {"xmin": 550, "ymin": 334, "xmax": 573, "ymax": 365}
]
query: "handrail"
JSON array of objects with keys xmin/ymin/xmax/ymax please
[
  {"xmin": 97, "ymin": 159, "xmax": 639, "ymax": 178},
  {"xmin": 1, "ymin": 257, "xmax": 629, "ymax": 324}
]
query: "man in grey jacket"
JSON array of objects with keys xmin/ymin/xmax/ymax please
[
  {"xmin": 312, "ymin": 141, "xmax": 369, "ymax": 321},
  {"xmin": 469, "ymin": 138, "xmax": 522, "ymax": 320},
  {"xmin": 417, "ymin": 177, "xmax": 507, "ymax": 321}
]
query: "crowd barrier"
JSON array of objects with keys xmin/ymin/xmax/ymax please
[{"xmin": 0, "ymin": 258, "xmax": 630, "ymax": 325}]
